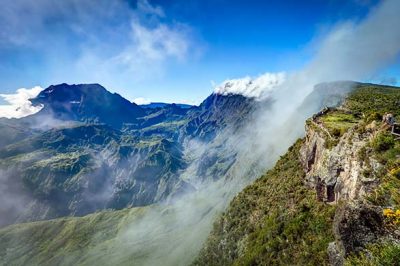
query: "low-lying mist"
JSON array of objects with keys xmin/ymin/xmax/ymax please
[{"xmin": 1, "ymin": 0, "xmax": 400, "ymax": 265}]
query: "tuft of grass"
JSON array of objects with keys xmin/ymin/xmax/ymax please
[{"xmin": 371, "ymin": 131, "xmax": 396, "ymax": 153}]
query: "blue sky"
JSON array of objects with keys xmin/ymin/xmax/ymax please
[{"xmin": 1, "ymin": 0, "xmax": 397, "ymax": 104}]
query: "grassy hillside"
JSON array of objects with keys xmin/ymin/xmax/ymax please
[
  {"xmin": 0, "ymin": 207, "xmax": 141, "ymax": 265},
  {"xmin": 344, "ymin": 84, "xmax": 400, "ymax": 117},
  {"xmin": 0, "ymin": 200, "xmax": 218, "ymax": 266}
]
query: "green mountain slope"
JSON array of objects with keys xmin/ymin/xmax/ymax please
[
  {"xmin": 0, "ymin": 207, "xmax": 139, "ymax": 266},
  {"xmin": 0, "ymin": 193, "xmax": 224, "ymax": 266}
]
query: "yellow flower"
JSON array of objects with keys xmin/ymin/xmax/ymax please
[
  {"xmin": 383, "ymin": 208, "xmax": 400, "ymax": 226},
  {"xmin": 383, "ymin": 208, "xmax": 394, "ymax": 216}
]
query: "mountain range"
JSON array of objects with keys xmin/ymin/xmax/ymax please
[
  {"xmin": 0, "ymin": 81, "xmax": 399, "ymax": 265},
  {"xmin": 0, "ymin": 83, "xmax": 259, "ymax": 227}
]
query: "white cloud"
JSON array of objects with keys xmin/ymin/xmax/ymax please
[
  {"xmin": 107, "ymin": 21, "xmax": 191, "ymax": 77},
  {"xmin": 214, "ymin": 72, "xmax": 286, "ymax": 99},
  {"xmin": 70, "ymin": 1, "xmax": 196, "ymax": 91},
  {"xmin": 132, "ymin": 22, "xmax": 190, "ymax": 61},
  {"xmin": 132, "ymin": 97, "xmax": 152, "ymax": 105},
  {"xmin": 0, "ymin": 86, "xmax": 43, "ymax": 118}
]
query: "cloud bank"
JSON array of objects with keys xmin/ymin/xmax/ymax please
[
  {"xmin": 214, "ymin": 72, "xmax": 286, "ymax": 99},
  {"xmin": 0, "ymin": 86, "xmax": 43, "ymax": 118}
]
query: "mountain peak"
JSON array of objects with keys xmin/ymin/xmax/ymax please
[
  {"xmin": 35, "ymin": 83, "xmax": 109, "ymax": 102},
  {"xmin": 30, "ymin": 83, "xmax": 145, "ymax": 129}
]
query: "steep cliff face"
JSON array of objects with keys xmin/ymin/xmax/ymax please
[
  {"xmin": 298, "ymin": 111, "xmax": 390, "ymax": 265},
  {"xmin": 300, "ymin": 116, "xmax": 380, "ymax": 203}
]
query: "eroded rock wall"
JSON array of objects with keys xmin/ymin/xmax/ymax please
[{"xmin": 300, "ymin": 123, "xmax": 380, "ymax": 204}]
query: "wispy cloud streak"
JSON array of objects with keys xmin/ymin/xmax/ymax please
[{"xmin": 0, "ymin": 0, "xmax": 198, "ymax": 90}]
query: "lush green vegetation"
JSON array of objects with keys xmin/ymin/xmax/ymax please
[
  {"xmin": 319, "ymin": 110, "xmax": 360, "ymax": 137},
  {"xmin": 194, "ymin": 140, "xmax": 336, "ymax": 265},
  {"xmin": 344, "ymin": 84, "xmax": 400, "ymax": 118},
  {"xmin": 367, "ymin": 131, "xmax": 400, "ymax": 209},
  {"xmin": 343, "ymin": 86, "xmax": 400, "ymax": 265},
  {"xmin": 0, "ymin": 123, "xmax": 187, "ymax": 224},
  {"xmin": 345, "ymin": 242, "xmax": 400, "ymax": 266},
  {"xmin": 371, "ymin": 131, "xmax": 397, "ymax": 154},
  {"xmin": 0, "ymin": 200, "xmax": 218, "ymax": 266}
]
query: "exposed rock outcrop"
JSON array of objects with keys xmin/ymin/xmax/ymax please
[
  {"xmin": 333, "ymin": 203, "xmax": 385, "ymax": 254},
  {"xmin": 326, "ymin": 203, "xmax": 385, "ymax": 266},
  {"xmin": 300, "ymin": 122, "xmax": 380, "ymax": 204},
  {"xmin": 299, "ymin": 116, "xmax": 388, "ymax": 265}
]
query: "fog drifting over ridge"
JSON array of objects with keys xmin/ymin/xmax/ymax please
[{"xmin": 213, "ymin": 72, "xmax": 286, "ymax": 99}]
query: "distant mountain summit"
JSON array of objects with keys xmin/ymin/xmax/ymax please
[
  {"xmin": 30, "ymin": 83, "xmax": 145, "ymax": 129},
  {"xmin": 184, "ymin": 93, "xmax": 259, "ymax": 140},
  {"xmin": 140, "ymin": 102, "xmax": 193, "ymax": 109}
]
